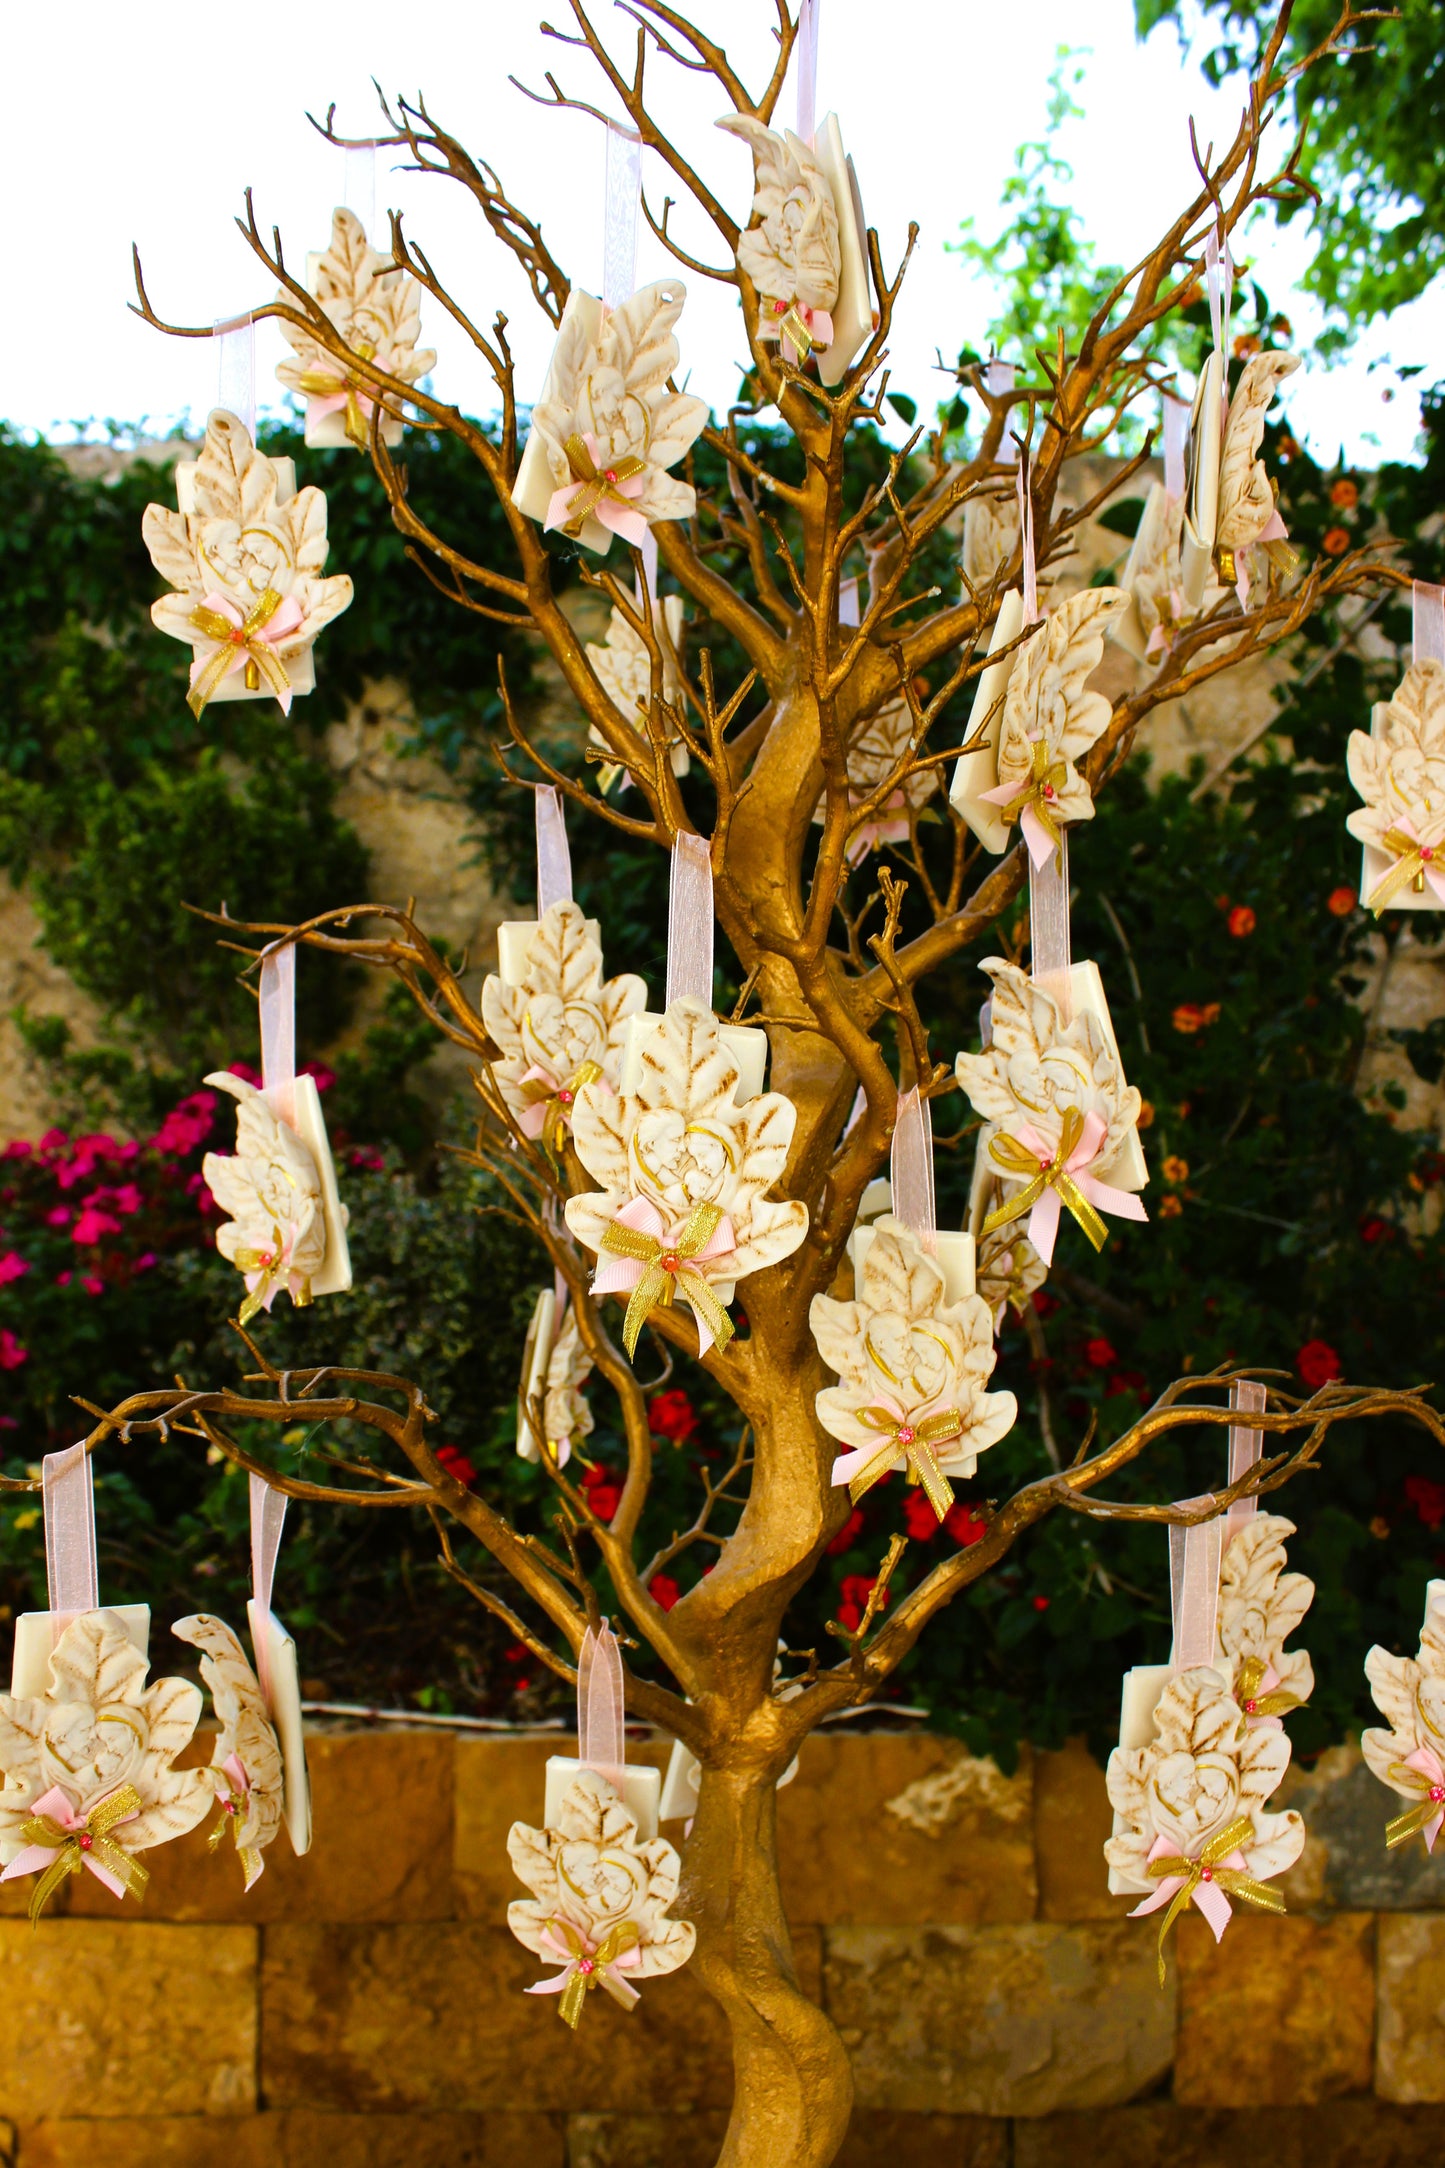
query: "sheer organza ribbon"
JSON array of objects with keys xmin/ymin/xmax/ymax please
[
  {"xmin": 1416, "ymin": 580, "xmax": 1445, "ymax": 667},
  {"xmin": 666, "ymin": 832, "xmax": 715, "ymax": 1010},
  {"xmin": 1168, "ymin": 1504, "xmax": 1222, "ymax": 1671},
  {"xmin": 535, "ymin": 785, "xmax": 574, "ymax": 915},
  {"xmin": 1224, "ymin": 1378, "xmax": 1267, "ymax": 1548},
  {"xmin": 602, "ymin": 121, "xmax": 642, "ymax": 311},
  {"xmin": 1, "ymin": 1783, "xmax": 148, "ymax": 1925},
  {"xmin": 577, "ymin": 1622, "xmax": 626, "ymax": 1790},
  {"xmin": 1162, "ymin": 391, "xmax": 1188, "ymax": 503},
  {"xmin": 545, "ymin": 432, "xmax": 647, "ymax": 546},
  {"xmin": 594, "ymin": 1196, "xmax": 736, "ymax": 1357},
  {"xmin": 982, "ymin": 1106, "xmax": 1148, "ymax": 1264},
  {"xmin": 795, "ymin": 0, "xmax": 820, "ymax": 144},
  {"xmin": 43, "ymin": 1441, "xmax": 98, "ymax": 1638},
  {"xmin": 891, "ymin": 1086, "xmax": 936, "ymax": 1256}
]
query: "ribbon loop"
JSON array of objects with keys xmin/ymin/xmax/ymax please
[
  {"xmin": 794, "ymin": 0, "xmax": 820, "ymax": 144},
  {"xmin": 666, "ymin": 833, "xmax": 715, "ymax": 1011},
  {"xmin": 1169, "ymin": 1501, "xmax": 1223, "ymax": 1672},
  {"xmin": 1162, "ymin": 391, "xmax": 1189, "ymax": 502},
  {"xmin": 535, "ymin": 785, "xmax": 574, "ymax": 917},
  {"xmin": 250, "ymin": 1473, "xmax": 288, "ymax": 1712},
  {"xmin": 1029, "ymin": 826, "xmax": 1072, "ymax": 1023},
  {"xmin": 43, "ymin": 1442, "xmax": 98, "ymax": 1627},
  {"xmin": 1225, "ymin": 1379, "xmax": 1267, "ymax": 1547},
  {"xmin": 259, "ymin": 941, "xmax": 297, "ymax": 1129},
  {"xmin": 602, "ymin": 122, "xmax": 642, "ymax": 311},
  {"xmin": 214, "ymin": 312, "xmax": 256, "ymax": 441},
  {"xmin": 577, "ymin": 1622, "xmax": 627, "ymax": 1790},
  {"xmin": 890, "ymin": 1088, "xmax": 937, "ymax": 1256},
  {"xmin": 1414, "ymin": 580, "xmax": 1445, "ymax": 667}
]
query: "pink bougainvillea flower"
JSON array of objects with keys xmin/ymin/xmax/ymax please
[
  {"xmin": 81, "ymin": 1276, "xmax": 104, "ymax": 1298},
  {"xmin": 0, "ymin": 1330, "xmax": 28, "ymax": 1370},
  {"xmin": 0, "ymin": 1252, "xmax": 30, "ymax": 1285},
  {"xmin": 45, "ymin": 1207, "xmax": 72, "ymax": 1228},
  {"xmin": 71, "ymin": 1207, "xmax": 122, "ymax": 1245}
]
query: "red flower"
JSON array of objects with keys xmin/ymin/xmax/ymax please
[
  {"xmin": 1327, "ymin": 886, "xmax": 1357, "ymax": 918},
  {"xmin": 826, "ymin": 1506, "xmax": 865, "ymax": 1555},
  {"xmin": 0, "ymin": 1330, "xmax": 27, "ymax": 1371},
  {"xmin": 45, "ymin": 1207, "xmax": 72, "ymax": 1228},
  {"xmin": 1322, "ymin": 526, "xmax": 1350, "ymax": 557},
  {"xmin": 302, "ymin": 1062, "xmax": 337, "ymax": 1092},
  {"xmin": 902, "ymin": 1489, "xmax": 940, "ymax": 1542},
  {"xmin": 649, "ymin": 1573, "xmax": 681, "ymax": 1611},
  {"xmin": 944, "ymin": 1503, "xmax": 987, "ymax": 1547},
  {"xmin": 0, "ymin": 1252, "xmax": 30, "ymax": 1285},
  {"xmin": 502, "ymin": 1641, "xmax": 534, "ymax": 1694},
  {"xmin": 1227, "ymin": 905, "xmax": 1256, "ymax": 938},
  {"xmin": 1405, "ymin": 1475, "xmax": 1445, "ymax": 1530},
  {"xmin": 836, "ymin": 1573, "xmax": 889, "ymax": 1633},
  {"xmin": 1359, "ymin": 1217, "xmax": 1389, "ymax": 1245},
  {"xmin": 1172, "ymin": 1002, "xmax": 1222, "ymax": 1035},
  {"xmin": 1106, "ymin": 1370, "xmax": 1149, "ymax": 1400},
  {"xmin": 1032, "ymin": 1290, "xmax": 1060, "ymax": 1319},
  {"xmin": 1032, "ymin": 1594, "xmax": 1051, "ymax": 1612},
  {"xmin": 435, "ymin": 1445, "xmax": 477, "ymax": 1487},
  {"xmin": 82, "ymin": 1276, "xmax": 104, "ymax": 1298},
  {"xmin": 349, "ymin": 1147, "xmax": 385, "ymax": 1172},
  {"xmin": 229, "ymin": 1061, "xmax": 264, "ymax": 1087},
  {"xmin": 71, "ymin": 1207, "xmax": 121, "ymax": 1246},
  {"xmin": 647, "ymin": 1389, "xmax": 699, "ymax": 1446},
  {"xmin": 1297, "ymin": 1339, "xmax": 1342, "ymax": 1391},
  {"xmin": 1084, "ymin": 1337, "xmax": 1117, "ymax": 1370},
  {"xmin": 581, "ymin": 1463, "xmax": 622, "ymax": 1523}
]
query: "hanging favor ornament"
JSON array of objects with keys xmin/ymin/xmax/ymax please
[
  {"xmin": 203, "ymin": 942, "xmax": 352, "ymax": 1322},
  {"xmin": 0, "ymin": 1446, "xmax": 213, "ymax": 1921},
  {"xmin": 1362, "ymin": 1579, "xmax": 1445, "ymax": 1855},
  {"xmin": 1346, "ymin": 585, "xmax": 1445, "ymax": 917},
  {"xmin": 1179, "ymin": 223, "xmax": 1231, "ymax": 613},
  {"xmin": 1114, "ymin": 391, "xmax": 1190, "ymax": 663},
  {"xmin": 812, "ymin": 686, "xmax": 939, "ymax": 867},
  {"xmin": 811, "ymin": 1091, "xmax": 1016, "ymax": 1525},
  {"xmin": 587, "ymin": 586, "xmax": 689, "ymax": 793},
  {"xmin": 143, "ymin": 408, "xmax": 353, "ymax": 717},
  {"xmin": 274, "ymin": 205, "xmax": 436, "ymax": 449},
  {"xmin": 566, "ymin": 836, "xmax": 808, "ymax": 1357},
  {"xmin": 483, "ymin": 787, "xmax": 646, "ymax": 1152},
  {"xmin": 517, "ymin": 1277, "xmax": 595, "ymax": 1467},
  {"xmin": 509, "ymin": 1625, "xmax": 695, "ymax": 2029},
  {"xmin": 1216, "ymin": 1381, "xmax": 1314, "ymax": 1729},
  {"xmin": 1215, "ymin": 349, "xmax": 1300, "ymax": 604},
  {"xmin": 961, "ymin": 360, "xmax": 1022, "ymax": 594}
]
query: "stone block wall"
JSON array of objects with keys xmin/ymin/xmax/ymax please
[{"xmin": 3, "ymin": 1727, "xmax": 1445, "ymax": 2164}]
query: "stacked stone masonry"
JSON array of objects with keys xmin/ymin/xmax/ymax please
[{"xmin": 4, "ymin": 1727, "xmax": 1445, "ymax": 2164}]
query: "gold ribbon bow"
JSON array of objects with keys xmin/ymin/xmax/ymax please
[
  {"xmin": 544, "ymin": 1916, "xmax": 642, "ymax": 2030},
  {"xmin": 1384, "ymin": 1760, "xmax": 1445, "ymax": 1850},
  {"xmin": 233, "ymin": 1222, "xmax": 313, "ymax": 1328},
  {"xmin": 764, "ymin": 299, "xmax": 817, "ymax": 360},
  {"xmin": 1367, "ymin": 826, "xmax": 1440, "ymax": 917},
  {"xmin": 206, "ymin": 1777, "xmax": 262, "ymax": 1888},
  {"xmin": 849, "ymin": 1406, "xmax": 962, "ymax": 1520},
  {"xmin": 1234, "ymin": 1654, "xmax": 1305, "ymax": 1722},
  {"xmin": 294, "ymin": 341, "xmax": 378, "ymax": 448},
  {"xmin": 187, "ymin": 586, "xmax": 293, "ymax": 716},
  {"xmin": 538, "ymin": 1060, "xmax": 603, "ymax": 1158},
  {"xmin": 19, "ymin": 1785, "xmax": 149, "ymax": 1926},
  {"xmin": 601, "ymin": 1199, "xmax": 734, "ymax": 1359},
  {"xmin": 995, "ymin": 737, "xmax": 1068, "ymax": 859},
  {"xmin": 981, "ymin": 1105, "xmax": 1109, "ymax": 1253},
  {"xmin": 558, "ymin": 434, "xmax": 647, "ymax": 537},
  {"xmin": 1145, "ymin": 1813, "xmax": 1285, "ymax": 1985}
]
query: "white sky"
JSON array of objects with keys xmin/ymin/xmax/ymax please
[{"xmin": 5, "ymin": 0, "xmax": 1438, "ymax": 465}]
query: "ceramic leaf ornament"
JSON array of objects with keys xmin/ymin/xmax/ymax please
[
  {"xmin": 202, "ymin": 1075, "xmax": 333, "ymax": 1323},
  {"xmin": 981, "ymin": 588, "xmax": 1130, "ymax": 865},
  {"xmin": 143, "ymin": 409, "xmax": 353, "ymax": 716},
  {"xmin": 513, "ymin": 281, "xmax": 709, "ymax": 554},
  {"xmin": 0, "ymin": 1612, "xmax": 213, "ymax": 1920},
  {"xmin": 1216, "ymin": 1514, "xmax": 1315, "ymax": 1729},
  {"xmin": 275, "ymin": 206, "xmax": 437, "ymax": 449},
  {"xmin": 812, "ymin": 694, "xmax": 939, "ymax": 865},
  {"xmin": 1215, "ymin": 350, "xmax": 1301, "ymax": 594},
  {"xmin": 565, "ymin": 1001, "xmax": 809, "ymax": 1357},
  {"xmin": 586, "ymin": 597, "xmax": 690, "ymax": 792},
  {"xmin": 482, "ymin": 901, "xmax": 647, "ymax": 1154},
  {"xmin": 1361, "ymin": 1582, "xmax": 1445, "ymax": 1854},
  {"xmin": 1346, "ymin": 660, "xmax": 1445, "ymax": 915},
  {"xmin": 1105, "ymin": 1665, "xmax": 1303, "ymax": 1982},
  {"xmin": 961, "ymin": 486, "xmax": 1020, "ymax": 596},
  {"xmin": 717, "ymin": 115, "xmax": 840, "ymax": 364},
  {"xmin": 517, "ymin": 1287, "xmax": 595, "ymax": 1468},
  {"xmin": 171, "ymin": 1613, "xmax": 285, "ymax": 1890},
  {"xmin": 810, "ymin": 1223, "xmax": 1016, "ymax": 1523}
]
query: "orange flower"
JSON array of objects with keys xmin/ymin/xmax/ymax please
[
  {"xmin": 1172, "ymin": 1002, "xmax": 1221, "ymax": 1035},
  {"xmin": 1158, "ymin": 1194, "xmax": 1184, "ymax": 1219},
  {"xmin": 1227, "ymin": 904, "xmax": 1256, "ymax": 937},
  {"xmin": 1233, "ymin": 333, "xmax": 1261, "ymax": 360},
  {"xmin": 1162, "ymin": 1155, "xmax": 1190, "ymax": 1184},
  {"xmin": 1322, "ymin": 526, "xmax": 1350, "ymax": 557},
  {"xmin": 1327, "ymin": 885, "xmax": 1357, "ymax": 918},
  {"xmin": 1329, "ymin": 478, "xmax": 1358, "ymax": 509},
  {"xmin": 1137, "ymin": 1099, "xmax": 1155, "ymax": 1131},
  {"xmin": 1271, "ymin": 314, "xmax": 1293, "ymax": 339}
]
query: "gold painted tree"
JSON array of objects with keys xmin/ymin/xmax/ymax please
[{"xmin": 77, "ymin": 4, "xmax": 1441, "ymax": 2161}]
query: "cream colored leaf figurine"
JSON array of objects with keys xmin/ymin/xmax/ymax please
[
  {"xmin": 528, "ymin": 281, "xmax": 710, "ymax": 547},
  {"xmin": 517, "ymin": 1288, "xmax": 595, "ymax": 1468},
  {"xmin": 811, "ymin": 695, "xmax": 938, "ymax": 865},
  {"xmin": 1217, "ymin": 1514, "xmax": 1315, "ymax": 1726},
  {"xmin": 991, "ymin": 588, "xmax": 1129, "ymax": 845},
  {"xmin": 1216, "ymin": 351, "xmax": 1300, "ymax": 563},
  {"xmin": 0, "ymin": 1611, "xmax": 213, "ymax": 1912},
  {"xmin": 955, "ymin": 959, "xmax": 1142, "ymax": 1174},
  {"xmin": 586, "ymin": 598, "xmax": 690, "ymax": 791},
  {"xmin": 565, "ymin": 1001, "xmax": 808, "ymax": 1356},
  {"xmin": 810, "ymin": 1223, "xmax": 1015, "ymax": 1522},
  {"xmin": 482, "ymin": 901, "xmax": 646, "ymax": 1151},
  {"xmin": 961, "ymin": 486, "xmax": 1020, "ymax": 596},
  {"xmin": 171, "ymin": 1613, "xmax": 284, "ymax": 1890},
  {"xmin": 508, "ymin": 1774, "xmax": 696, "ymax": 2027},
  {"xmin": 975, "ymin": 1223, "xmax": 1048, "ymax": 1329},
  {"xmin": 717, "ymin": 115, "xmax": 840, "ymax": 361},
  {"xmin": 202, "ymin": 1074, "xmax": 331, "ymax": 1324},
  {"xmin": 1117, "ymin": 483, "xmax": 1187, "ymax": 660},
  {"xmin": 275, "ymin": 207, "xmax": 437, "ymax": 449},
  {"xmin": 1361, "ymin": 1582, "xmax": 1445, "ymax": 1853},
  {"xmin": 143, "ymin": 410, "xmax": 353, "ymax": 717},
  {"xmin": 1346, "ymin": 661, "xmax": 1445, "ymax": 911}
]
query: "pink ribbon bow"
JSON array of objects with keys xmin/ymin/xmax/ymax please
[
  {"xmin": 1, "ymin": 1785, "xmax": 139, "ymax": 1902},
  {"xmin": 590, "ymin": 1194, "xmax": 736, "ymax": 1356},
  {"xmin": 845, "ymin": 791, "xmax": 910, "ymax": 866},
  {"xmin": 544, "ymin": 431, "xmax": 648, "ymax": 548},
  {"xmin": 1404, "ymin": 1744, "xmax": 1445, "ymax": 1852},
  {"xmin": 1129, "ymin": 1829, "xmax": 1244, "ymax": 1944},
  {"xmin": 528, "ymin": 1917, "xmax": 643, "ymax": 2012},
  {"xmin": 188, "ymin": 590, "xmax": 305, "ymax": 712},
  {"xmin": 765, "ymin": 299, "xmax": 835, "ymax": 367},
  {"xmin": 999, "ymin": 1111, "xmax": 1149, "ymax": 1266}
]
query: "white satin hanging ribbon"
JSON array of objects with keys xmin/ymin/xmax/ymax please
[
  {"xmin": 1204, "ymin": 221, "xmax": 1232, "ymax": 428},
  {"xmin": 214, "ymin": 311, "xmax": 257, "ymax": 440},
  {"xmin": 1224, "ymin": 1380, "xmax": 1267, "ymax": 1547},
  {"xmin": 1169, "ymin": 1500, "xmax": 1224, "ymax": 1670},
  {"xmin": 665, "ymin": 832, "xmax": 714, "ymax": 1009},
  {"xmin": 1415, "ymin": 581, "xmax": 1445, "ymax": 667},
  {"xmin": 250, "ymin": 1473, "xmax": 288, "ymax": 1712},
  {"xmin": 795, "ymin": 0, "xmax": 821, "ymax": 145},
  {"xmin": 839, "ymin": 576, "xmax": 860, "ymax": 628},
  {"xmin": 1015, "ymin": 440, "xmax": 1038, "ymax": 624},
  {"xmin": 535, "ymin": 785, "xmax": 574, "ymax": 916},
  {"xmin": 259, "ymin": 942, "xmax": 297, "ymax": 1130},
  {"xmin": 602, "ymin": 121, "xmax": 642, "ymax": 311},
  {"xmin": 984, "ymin": 358, "xmax": 1018, "ymax": 461},
  {"xmin": 344, "ymin": 142, "xmax": 378, "ymax": 244},
  {"xmin": 43, "ymin": 1444, "xmax": 99, "ymax": 1640},
  {"xmin": 577, "ymin": 1622, "xmax": 626, "ymax": 1791},
  {"xmin": 1162, "ymin": 392, "xmax": 1189, "ymax": 502},
  {"xmin": 890, "ymin": 1087, "xmax": 937, "ymax": 1258}
]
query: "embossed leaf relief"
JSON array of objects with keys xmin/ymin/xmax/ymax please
[
  {"xmin": 201, "ymin": 1074, "xmax": 331, "ymax": 1323},
  {"xmin": 961, "ymin": 488, "xmax": 1021, "ymax": 594},
  {"xmin": 532, "ymin": 281, "xmax": 710, "ymax": 530},
  {"xmin": 1346, "ymin": 660, "xmax": 1445, "ymax": 868},
  {"xmin": 717, "ymin": 116, "xmax": 840, "ymax": 348},
  {"xmin": 482, "ymin": 902, "xmax": 647, "ymax": 1146},
  {"xmin": 521, "ymin": 1299, "xmax": 595, "ymax": 1467},
  {"xmin": 955, "ymin": 959, "xmax": 1141, "ymax": 1172},
  {"xmin": 1105, "ymin": 1665, "xmax": 1304, "ymax": 1896},
  {"xmin": 171, "ymin": 1613, "xmax": 285, "ymax": 1889},
  {"xmin": 993, "ymin": 587, "xmax": 1129, "ymax": 831},
  {"xmin": 1126, "ymin": 488, "xmax": 1187, "ymax": 652},
  {"xmin": 508, "ymin": 1776, "xmax": 696, "ymax": 2025},
  {"xmin": 1217, "ymin": 351, "xmax": 1300, "ymax": 555},
  {"xmin": 564, "ymin": 1000, "xmax": 808, "ymax": 1351},
  {"xmin": 1361, "ymin": 1588, "xmax": 1445, "ymax": 1851},
  {"xmin": 585, "ymin": 603, "xmax": 689, "ymax": 785},
  {"xmin": 810, "ymin": 1224, "xmax": 1016, "ymax": 1509},
  {"xmin": 1217, "ymin": 1513, "xmax": 1315, "ymax": 1724},
  {"xmin": 811, "ymin": 695, "xmax": 938, "ymax": 864},
  {"xmin": 0, "ymin": 1612, "xmax": 213, "ymax": 1856},
  {"xmin": 143, "ymin": 410, "xmax": 353, "ymax": 710},
  {"xmin": 975, "ymin": 1222, "xmax": 1049, "ymax": 1329},
  {"xmin": 275, "ymin": 208, "xmax": 436, "ymax": 442}
]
